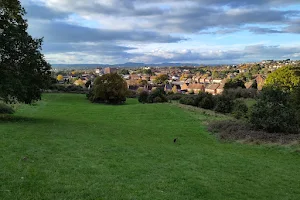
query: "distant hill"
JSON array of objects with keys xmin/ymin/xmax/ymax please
[{"xmin": 51, "ymin": 62, "xmax": 203, "ymax": 69}]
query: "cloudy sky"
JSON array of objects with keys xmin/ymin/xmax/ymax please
[{"xmin": 21, "ymin": 0, "xmax": 300, "ymax": 64}]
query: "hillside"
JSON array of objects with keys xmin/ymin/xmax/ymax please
[{"xmin": 1, "ymin": 94, "xmax": 300, "ymax": 200}]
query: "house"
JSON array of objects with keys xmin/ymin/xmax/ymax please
[
  {"xmin": 245, "ymin": 80, "xmax": 255, "ymax": 89},
  {"xmin": 130, "ymin": 74, "xmax": 141, "ymax": 80},
  {"xmin": 205, "ymin": 77, "xmax": 213, "ymax": 84},
  {"xmin": 199, "ymin": 76, "xmax": 206, "ymax": 83},
  {"xmin": 181, "ymin": 83, "xmax": 189, "ymax": 92},
  {"xmin": 205, "ymin": 84, "xmax": 220, "ymax": 95},
  {"xmin": 188, "ymin": 83, "xmax": 205, "ymax": 94},
  {"xmin": 212, "ymin": 78, "xmax": 223, "ymax": 84},
  {"xmin": 141, "ymin": 75, "xmax": 150, "ymax": 81},
  {"xmin": 104, "ymin": 67, "xmax": 117, "ymax": 74}
]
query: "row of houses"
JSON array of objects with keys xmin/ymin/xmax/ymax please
[{"xmin": 165, "ymin": 80, "xmax": 226, "ymax": 95}]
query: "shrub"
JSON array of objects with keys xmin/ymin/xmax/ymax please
[
  {"xmin": 138, "ymin": 91, "xmax": 149, "ymax": 103},
  {"xmin": 126, "ymin": 90, "xmax": 137, "ymax": 98},
  {"xmin": 167, "ymin": 93, "xmax": 185, "ymax": 101},
  {"xmin": 232, "ymin": 100, "xmax": 248, "ymax": 119},
  {"xmin": 179, "ymin": 96, "xmax": 197, "ymax": 106},
  {"xmin": 249, "ymin": 87, "xmax": 299, "ymax": 133},
  {"xmin": 199, "ymin": 96, "xmax": 215, "ymax": 109},
  {"xmin": 153, "ymin": 96, "xmax": 163, "ymax": 103},
  {"xmin": 214, "ymin": 95, "xmax": 234, "ymax": 113},
  {"xmin": 0, "ymin": 103, "xmax": 15, "ymax": 114},
  {"xmin": 147, "ymin": 88, "xmax": 168, "ymax": 103},
  {"xmin": 223, "ymin": 88, "xmax": 257, "ymax": 100}
]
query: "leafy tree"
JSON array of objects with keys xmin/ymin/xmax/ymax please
[
  {"xmin": 119, "ymin": 69, "xmax": 129, "ymax": 75},
  {"xmin": 224, "ymin": 79, "xmax": 245, "ymax": 89},
  {"xmin": 89, "ymin": 73, "xmax": 127, "ymax": 104},
  {"xmin": 137, "ymin": 79, "xmax": 148, "ymax": 86},
  {"xmin": 57, "ymin": 75, "xmax": 64, "ymax": 81},
  {"xmin": 265, "ymin": 65, "xmax": 300, "ymax": 91},
  {"xmin": 172, "ymin": 85, "xmax": 178, "ymax": 94},
  {"xmin": 249, "ymin": 87, "xmax": 299, "ymax": 133},
  {"xmin": 0, "ymin": 0, "xmax": 51, "ymax": 104},
  {"xmin": 212, "ymin": 70, "xmax": 219, "ymax": 79},
  {"xmin": 154, "ymin": 74, "xmax": 169, "ymax": 84}
]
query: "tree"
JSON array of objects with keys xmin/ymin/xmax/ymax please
[
  {"xmin": 119, "ymin": 69, "xmax": 129, "ymax": 75},
  {"xmin": 154, "ymin": 74, "xmax": 169, "ymax": 84},
  {"xmin": 0, "ymin": 0, "xmax": 51, "ymax": 104},
  {"xmin": 57, "ymin": 75, "xmax": 64, "ymax": 81},
  {"xmin": 212, "ymin": 70, "xmax": 219, "ymax": 79},
  {"xmin": 250, "ymin": 87, "xmax": 299, "ymax": 133},
  {"xmin": 137, "ymin": 79, "xmax": 148, "ymax": 86},
  {"xmin": 89, "ymin": 73, "xmax": 127, "ymax": 104},
  {"xmin": 265, "ymin": 65, "xmax": 300, "ymax": 91},
  {"xmin": 172, "ymin": 85, "xmax": 178, "ymax": 94},
  {"xmin": 224, "ymin": 79, "xmax": 245, "ymax": 90}
]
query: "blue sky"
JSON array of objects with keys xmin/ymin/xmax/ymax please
[{"xmin": 21, "ymin": 0, "xmax": 300, "ymax": 64}]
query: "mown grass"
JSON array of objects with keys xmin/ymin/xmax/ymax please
[{"xmin": 1, "ymin": 93, "xmax": 300, "ymax": 200}]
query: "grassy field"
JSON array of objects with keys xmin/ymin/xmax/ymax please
[{"xmin": 1, "ymin": 93, "xmax": 300, "ymax": 200}]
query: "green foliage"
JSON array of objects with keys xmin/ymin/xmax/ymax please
[
  {"xmin": 85, "ymin": 80, "xmax": 92, "ymax": 88},
  {"xmin": 119, "ymin": 69, "xmax": 130, "ymax": 75},
  {"xmin": 154, "ymin": 74, "xmax": 169, "ymax": 84},
  {"xmin": 138, "ymin": 91, "xmax": 149, "ymax": 103},
  {"xmin": 89, "ymin": 73, "xmax": 127, "ymax": 104},
  {"xmin": 197, "ymin": 92, "xmax": 215, "ymax": 109},
  {"xmin": 179, "ymin": 96, "xmax": 197, "ymax": 106},
  {"xmin": 0, "ymin": 0, "xmax": 51, "ymax": 104},
  {"xmin": 232, "ymin": 100, "xmax": 248, "ymax": 119},
  {"xmin": 0, "ymin": 103, "xmax": 15, "ymax": 114},
  {"xmin": 222, "ymin": 88, "xmax": 257, "ymax": 99},
  {"xmin": 224, "ymin": 79, "xmax": 246, "ymax": 89},
  {"xmin": 214, "ymin": 95, "xmax": 234, "ymax": 113},
  {"xmin": 249, "ymin": 87, "xmax": 299, "ymax": 133},
  {"xmin": 265, "ymin": 65, "xmax": 300, "ymax": 91},
  {"xmin": 147, "ymin": 88, "xmax": 168, "ymax": 103}
]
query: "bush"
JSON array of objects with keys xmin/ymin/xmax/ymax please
[
  {"xmin": 232, "ymin": 100, "xmax": 248, "ymax": 119},
  {"xmin": 179, "ymin": 96, "xmax": 197, "ymax": 106},
  {"xmin": 223, "ymin": 88, "xmax": 257, "ymax": 100},
  {"xmin": 138, "ymin": 88, "xmax": 167, "ymax": 104},
  {"xmin": 199, "ymin": 96, "xmax": 215, "ymax": 109},
  {"xmin": 0, "ymin": 103, "xmax": 15, "ymax": 114},
  {"xmin": 126, "ymin": 90, "xmax": 137, "ymax": 98},
  {"xmin": 138, "ymin": 91, "xmax": 149, "ymax": 103},
  {"xmin": 249, "ymin": 87, "xmax": 299, "ymax": 133},
  {"xmin": 147, "ymin": 88, "xmax": 168, "ymax": 103},
  {"xmin": 167, "ymin": 93, "xmax": 185, "ymax": 101},
  {"xmin": 214, "ymin": 95, "xmax": 234, "ymax": 113}
]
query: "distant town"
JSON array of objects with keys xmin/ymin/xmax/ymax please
[{"xmin": 53, "ymin": 59, "xmax": 298, "ymax": 95}]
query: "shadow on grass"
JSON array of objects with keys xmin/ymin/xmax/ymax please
[{"xmin": 0, "ymin": 114, "xmax": 55, "ymax": 124}]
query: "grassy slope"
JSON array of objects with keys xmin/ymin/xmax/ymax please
[{"xmin": 1, "ymin": 93, "xmax": 300, "ymax": 200}]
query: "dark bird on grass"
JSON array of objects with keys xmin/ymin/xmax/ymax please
[{"xmin": 173, "ymin": 138, "xmax": 178, "ymax": 143}]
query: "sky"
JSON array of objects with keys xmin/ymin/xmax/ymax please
[{"xmin": 20, "ymin": 0, "xmax": 300, "ymax": 64}]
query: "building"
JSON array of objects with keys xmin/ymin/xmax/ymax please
[{"xmin": 104, "ymin": 67, "xmax": 117, "ymax": 74}]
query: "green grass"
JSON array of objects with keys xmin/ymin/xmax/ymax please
[{"xmin": 1, "ymin": 93, "xmax": 300, "ymax": 200}]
